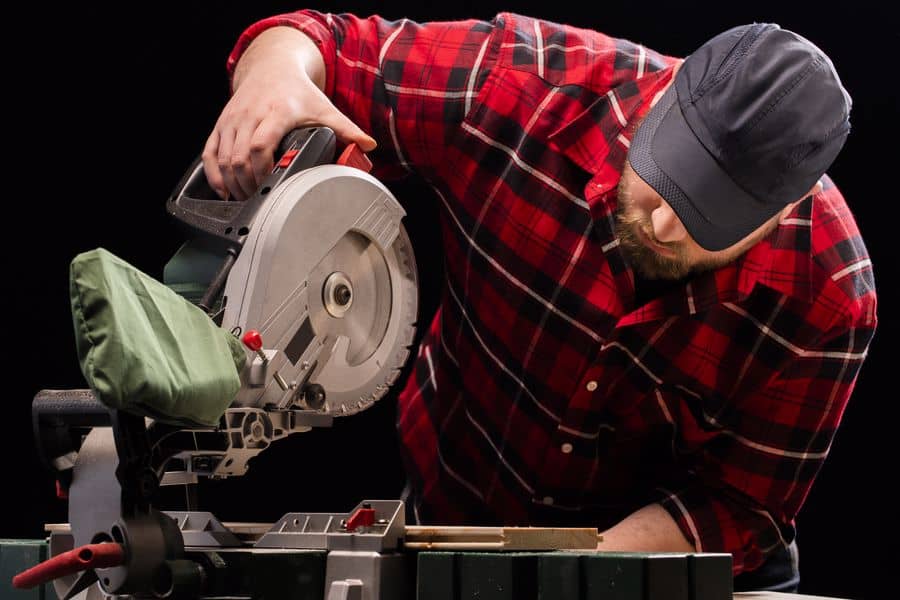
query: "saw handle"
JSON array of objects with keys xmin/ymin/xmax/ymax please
[{"xmin": 166, "ymin": 127, "xmax": 337, "ymax": 245}]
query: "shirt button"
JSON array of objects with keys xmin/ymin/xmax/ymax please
[
  {"xmin": 586, "ymin": 380, "xmax": 598, "ymax": 392},
  {"xmin": 542, "ymin": 496, "xmax": 554, "ymax": 506},
  {"xmin": 561, "ymin": 443, "xmax": 573, "ymax": 454}
]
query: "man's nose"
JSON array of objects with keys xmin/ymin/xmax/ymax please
[{"xmin": 650, "ymin": 201, "xmax": 688, "ymax": 243}]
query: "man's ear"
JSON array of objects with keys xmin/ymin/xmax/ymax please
[{"xmin": 810, "ymin": 178, "xmax": 824, "ymax": 196}]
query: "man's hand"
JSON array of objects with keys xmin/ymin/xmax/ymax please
[{"xmin": 203, "ymin": 27, "xmax": 377, "ymax": 201}]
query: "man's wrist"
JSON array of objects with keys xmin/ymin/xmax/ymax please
[
  {"xmin": 233, "ymin": 26, "xmax": 326, "ymax": 92},
  {"xmin": 597, "ymin": 503, "xmax": 696, "ymax": 552}
]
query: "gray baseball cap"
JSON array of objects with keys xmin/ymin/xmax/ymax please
[{"xmin": 629, "ymin": 23, "xmax": 852, "ymax": 251}]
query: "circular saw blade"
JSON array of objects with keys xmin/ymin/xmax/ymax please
[
  {"xmin": 308, "ymin": 232, "xmax": 391, "ymax": 366},
  {"xmin": 306, "ymin": 225, "xmax": 418, "ymax": 416}
]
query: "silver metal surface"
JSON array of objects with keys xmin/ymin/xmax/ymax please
[
  {"xmin": 324, "ymin": 271, "xmax": 354, "ymax": 317},
  {"xmin": 255, "ymin": 500, "xmax": 405, "ymax": 552},
  {"xmin": 222, "ymin": 165, "xmax": 418, "ymax": 417},
  {"xmin": 66, "ymin": 428, "xmax": 175, "ymax": 597},
  {"xmin": 307, "ymin": 233, "xmax": 391, "ymax": 369},
  {"xmin": 164, "ymin": 512, "xmax": 242, "ymax": 548},
  {"xmin": 46, "ymin": 161, "xmax": 422, "ymax": 600},
  {"xmin": 68, "ymin": 428, "xmax": 121, "ymax": 550},
  {"xmin": 197, "ymin": 407, "xmax": 333, "ymax": 477}
]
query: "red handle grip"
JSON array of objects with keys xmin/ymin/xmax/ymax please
[{"xmin": 12, "ymin": 542, "xmax": 125, "ymax": 589}]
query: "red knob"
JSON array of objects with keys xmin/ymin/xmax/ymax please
[{"xmin": 242, "ymin": 330, "xmax": 263, "ymax": 352}]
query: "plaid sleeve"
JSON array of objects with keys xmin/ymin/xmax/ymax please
[
  {"xmin": 657, "ymin": 306, "xmax": 876, "ymax": 574},
  {"xmin": 225, "ymin": 10, "xmax": 499, "ymax": 182}
]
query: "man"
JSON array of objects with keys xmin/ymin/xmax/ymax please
[{"xmin": 203, "ymin": 11, "xmax": 876, "ymax": 591}]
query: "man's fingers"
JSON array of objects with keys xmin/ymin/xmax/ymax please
[
  {"xmin": 206, "ymin": 94, "xmax": 376, "ymax": 203},
  {"xmin": 202, "ymin": 130, "xmax": 227, "ymax": 199},
  {"xmin": 320, "ymin": 111, "xmax": 377, "ymax": 152},
  {"xmin": 231, "ymin": 122, "xmax": 262, "ymax": 198},
  {"xmin": 248, "ymin": 120, "xmax": 283, "ymax": 184},
  {"xmin": 217, "ymin": 126, "xmax": 254, "ymax": 201}
]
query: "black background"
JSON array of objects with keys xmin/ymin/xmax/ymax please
[{"xmin": 5, "ymin": 2, "xmax": 898, "ymax": 598}]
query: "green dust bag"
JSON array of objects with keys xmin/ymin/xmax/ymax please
[{"xmin": 69, "ymin": 248, "xmax": 246, "ymax": 426}]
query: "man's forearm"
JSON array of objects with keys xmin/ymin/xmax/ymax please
[
  {"xmin": 597, "ymin": 503, "xmax": 696, "ymax": 552},
  {"xmin": 232, "ymin": 26, "xmax": 327, "ymax": 92}
]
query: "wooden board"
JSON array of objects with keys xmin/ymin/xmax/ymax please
[{"xmin": 404, "ymin": 525, "xmax": 601, "ymax": 550}]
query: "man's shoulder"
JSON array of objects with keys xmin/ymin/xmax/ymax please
[
  {"xmin": 485, "ymin": 12, "xmax": 679, "ymax": 89},
  {"xmin": 807, "ymin": 175, "xmax": 877, "ymax": 325}
]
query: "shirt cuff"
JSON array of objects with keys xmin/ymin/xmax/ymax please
[{"xmin": 655, "ymin": 484, "xmax": 793, "ymax": 576}]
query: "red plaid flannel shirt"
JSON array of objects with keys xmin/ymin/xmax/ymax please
[{"xmin": 228, "ymin": 11, "xmax": 877, "ymax": 574}]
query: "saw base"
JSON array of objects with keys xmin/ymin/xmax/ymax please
[{"xmin": 22, "ymin": 500, "xmax": 736, "ymax": 600}]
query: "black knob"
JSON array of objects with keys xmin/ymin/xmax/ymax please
[{"xmin": 303, "ymin": 384, "xmax": 326, "ymax": 410}]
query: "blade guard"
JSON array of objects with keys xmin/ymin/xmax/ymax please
[{"xmin": 221, "ymin": 166, "xmax": 418, "ymax": 415}]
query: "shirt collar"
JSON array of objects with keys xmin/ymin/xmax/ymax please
[
  {"xmin": 616, "ymin": 201, "xmax": 815, "ymax": 327},
  {"xmin": 547, "ymin": 63, "xmax": 680, "ymax": 185}
]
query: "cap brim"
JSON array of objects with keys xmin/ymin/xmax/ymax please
[{"xmin": 629, "ymin": 85, "xmax": 777, "ymax": 251}]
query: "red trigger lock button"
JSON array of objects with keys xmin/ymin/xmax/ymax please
[{"xmin": 276, "ymin": 149, "xmax": 299, "ymax": 169}]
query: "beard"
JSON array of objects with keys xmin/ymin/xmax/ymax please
[
  {"xmin": 614, "ymin": 178, "xmax": 694, "ymax": 280},
  {"xmin": 613, "ymin": 157, "xmax": 780, "ymax": 281}
]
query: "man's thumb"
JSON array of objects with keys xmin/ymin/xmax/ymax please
[{"xmin": 324, "ymin": 112, "xmax": 377, "ymax": 152}]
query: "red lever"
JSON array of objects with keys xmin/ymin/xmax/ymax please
[
  {"xmin": 12, "ymin": 542, "xmax": 125, "ymax": 589},
  {"xmin": 337, "ymin": 143, "xmax": 373, "ymax": 173},
  {"xmin": 344, "ymin": 506, "xmax": 376, "ymax": 532}
]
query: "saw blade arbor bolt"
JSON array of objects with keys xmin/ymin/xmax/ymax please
[
  {"xmin": 335, "ymin": 284, "xmax": 352, "ymax": 305},
  {"xmin": 323, "ymin": 271, "xmax": 354, "ymax": 317},
  {"xmin": 241, "ymin": 330, "xmax": 269, "ymax": 363}
]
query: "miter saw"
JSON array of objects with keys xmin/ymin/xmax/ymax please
[
  {"xmin": 11, "ymin": 128, "xmax": 734, "ymax": 600},
  {"xmin": 17, "ymin": 128, "xmax": 421, "ymax": 599}
]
